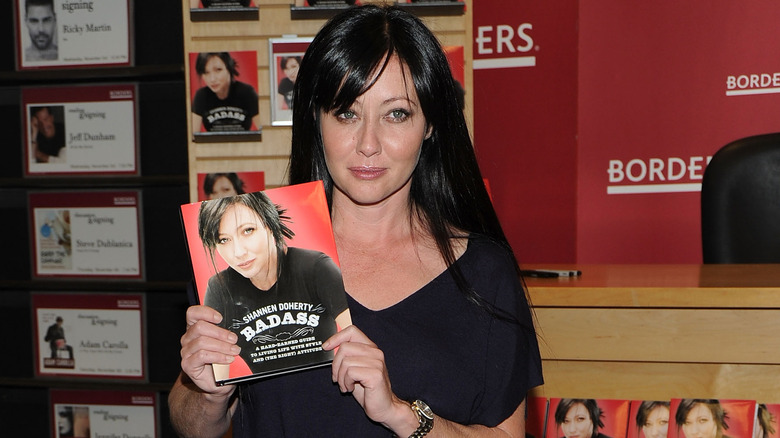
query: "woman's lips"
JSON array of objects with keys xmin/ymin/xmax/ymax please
[
  {"xmin": 349, "ymin": 166, "xmax": 385, "ymax": 180},
  {"xmin": 237, "ymin": 258, "xmax": 255, "ymax": 269}
]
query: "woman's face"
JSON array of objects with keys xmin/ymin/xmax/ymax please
[
  {"xmin": 208, "ymin": 176, "xmax": 238, "ymax": 199},
  {"xmin": 283, "ymin": 58, "xmax": 300, "ymax": 82},
  {"xmin": 215, "ymin": 203, "xmax": 276, "ymax": 283},
  {"xmin": 320, "ymin": 55, "xmax": 429, "ymax": 207},
  {"xmin": 682, "ymin": 403, "xmax": 718, "ymax": 438},
  {"xmin": 561, "ymin": 403, "xmax": 594, "ymax": 438},
  {"xmin": 202, "ymin": 56, "xmax": 231, "ymax": 99},
  {"xmin": 642, "ymin": 405, "xmax": 670, "ymax": 438}
]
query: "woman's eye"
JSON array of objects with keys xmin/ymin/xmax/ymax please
[
  {"xmin": 242, "ymin": 227, "xmax": 255, "ymax": 235},
  {"xmin": 389, "ymin": 109, "xmax": 410, "ymax": 121},
  {"xmin": 217, "ymin": 237, "xmax": 229, "ymax": 244},
  {"xmin": 336, "ymin": 110, "xmax": 356, "ymax": 120}
]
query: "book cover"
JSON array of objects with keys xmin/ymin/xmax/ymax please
[
  {"xmin": 757, "ymin": 403, "xmax": 779, "ymax": 438},
  {"xmin": 527, "ymin": 396, "xmax": 549, "ymax": 438},
  {"xmin": 628, "ymin": 400, "xmax": 671, "ymax": 438},
  {"xmin": 180, "ymin": 180, "xmax": 352, "ymax": 385},
  {"xmin": 668, "ymin": 399, "xmax": 757, "ymax": 438},
  {"xmin": 547, "ymin": 398, "xmax": 630, "ymax": 438}
]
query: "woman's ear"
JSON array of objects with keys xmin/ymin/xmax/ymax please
[{"xmin": 425, "ymin": 124, "xmax": 433, "ymax": 140}]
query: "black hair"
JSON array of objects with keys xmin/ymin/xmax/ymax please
[
  {"xmin": 555, "ymin": 399, "xmax": 605, "ymax": 438},
  {"xmin": 635, "ymin": 401, "xmax": 670, "ymax": 436},
  {"xmin": 203, "ymin": 173, "xmax": 246, "ymax": 197},
  {"xmin": 26, "ymin": 0, "xmax": 54, "ymax": 13},
  {"xmin": 280, "ymin": 56, "xmax": 302, "ymax": 71},
  {"xmin": 287, "ymin": 4, "xmax": 527, "ymax": 321},
  {"xmin": 198, "ymin": 192, "xmax": 293, "ymax": 280},
  {"xmin": 195, "ymin": 52, "xmax": 239, "ymax": 78},
  {"xmin": 675, "ymin": 400, "xmax": 729, "ymax": 436}
]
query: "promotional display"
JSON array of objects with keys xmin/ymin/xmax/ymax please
[
  {"xmin": 28, "ymin": 191, "xmax": 143, "ymax": 279},
  {"xmin": 268, "ymin": 37, "xmax": 312, "ymax": 126},
  {"xmin": 196, "ymin": 170, "xmax": 265, "ymax": 201},
  {"xmin": 668, "ymin": 399, "xmax": 756, "ymax": 438},
  {"xmin": 527, "ymin": 396, "xmax": 548, "ymax": 438},
  {"xmin": 188, "ymin": 50, "xmax": 261, "ymax": 141},
  {"xmin": 15, "ymin": 0, "xmax": 132, "ymax": 70},
  {"xmin": 50, "ymin": 389, "xmax": 156, "ymax": 438},
  {"xmin": 22, "ymin": 84, "xmax": 139, "ymax": 177},
  {"xmin": 180, "ymin": 181, "xmax": 352, "ymax": 385},
  {"xmin": 33, "ymin": 293, "xmax": 145, "ymax": 380},
  {"xmin": 627, "ymin": 401, "xmax": 671, "ymax": 438},
  {"xmin": 546, "ymin": 398, "xmax": 630, "ymax": 438}
]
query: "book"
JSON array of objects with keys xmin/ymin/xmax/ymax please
[
  {"xmin": 180, "ymin": 181, "xmax": 352, "ymax": 385},
  {"xmin": 547, "ymin": 398, "xmax": 630, "ymax": 438},
  {"xmin": 526, "ymin": 396, "xmax": 549, "ymax": 438},
  {"xmin": 668, "ymin": 398, "xmax": 757, "ymax": 438},
  {"xmin": 627, "ymin": 400, "xmax": 671, "ymax": 438}
]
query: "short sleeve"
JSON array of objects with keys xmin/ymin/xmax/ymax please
[
  {"xmin": 467, "ymin": 239, "xmax": 544, "ymax": 425},
  {"xmin": 311, "ymin": 253, "xmax": 350, "ymax": 319}
]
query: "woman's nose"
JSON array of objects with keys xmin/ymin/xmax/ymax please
[{"xmin": 356, "ymin": 120, "xmax": 381, "ymax": 157}]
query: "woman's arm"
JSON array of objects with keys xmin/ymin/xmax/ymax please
[
  {"xmin": 192, "ymin": 113, "xmax": 203, "ymax": 134},
  {"xmin": 323, "ymin": 326, "xmax": 527, "ymax": 438},
  {"xmin": 168, "ymin": 305, "xmax": 239, "ymax": 438}
]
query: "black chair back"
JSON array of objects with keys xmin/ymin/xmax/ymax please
[{"xmin": 701, "ymin": 133, "xmax": 780, "ymax": 263}]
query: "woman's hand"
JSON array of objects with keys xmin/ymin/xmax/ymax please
[
  {"xmin": 179, "ymin": 305, "xmax": 239, "ymax": 398},
  {"xmin": 323, "ymin": 325, "xmax": 419, "ymax": 436}
]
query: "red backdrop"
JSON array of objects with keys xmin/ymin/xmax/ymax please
[{"xmin": 474, "ymin": 1, "xmax": 780, "ymax": 264}]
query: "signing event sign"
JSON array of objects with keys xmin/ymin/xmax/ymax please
[
  {"xmin": 23, "ymin": 84, "xmax": 139, "ymax": 177},
  {"xmin": 33, "ymin": 293, "xmax": 146, "ymax": 380},
  {"xmin": 50, "ymin": 389, "xmax": 156, "ymax": 438},
  {"xmin": 29, "ymin": 191, "xmax": 143, "ymax": 279},
  {"xmin": 15, "ymin": 0, "xmax": 132, "ymax": 70}
]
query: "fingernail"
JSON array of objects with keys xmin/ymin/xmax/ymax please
[
  {"xmin": 228, "ymin": 333, "xmax": 238, "ymax": 343},
  {"xmin": 231, "ymin": 345, "xmax": 241, "ymax": 355}
]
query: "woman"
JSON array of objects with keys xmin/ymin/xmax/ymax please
[
  {"xmin": 555, "ymin": 399, "xmax": 611, "ymax": 438},
  {"xmin": 191, "ymin": 52, "xmax": 260, "ymax": 133},
  {"xmin": 197, "ymin": 192, "xmax": 351, "ymax": 377},
  {"xmin": 636, "ymin": 401, "xmax": 670, "ymax": 438},
  {"xmin": 170, "ymin": 5, "xmax": 542, "ymax": 437},
  {"xmin": 675, "ymin": 399, "xmax": 730, "ymax": 438},
  {"xmin": 202, "ymin": 172, "xmax": 245, "ymax": 199},
  {"xmin": 277, "ymin": 56, "xmax": 301, "ymax": 111}
]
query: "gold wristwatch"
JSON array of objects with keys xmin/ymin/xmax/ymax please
[{"xmin": 409, "ymin": 400, "xmax": 434, "ymax": 438}]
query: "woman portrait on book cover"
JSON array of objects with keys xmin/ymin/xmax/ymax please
[
  {"xmin": 555, "ymin": 399, "xmax": 612, "ymax": 438},
  {"xmin": 675, "ymin": 399, "xmax": 731, "ymax": 438},
  {"xmin": 636, "ymin": 401, "xmax": 671, "ymax": 438},
  {"xmin": 190, "ymin": 52, "xmax": 260, "ymax": 134},
  {"xmin": 197, "ymin": 191, "xmax": 351, "ymax": 380}
]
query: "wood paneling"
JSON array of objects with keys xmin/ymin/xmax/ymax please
[{"xmin": 524, "ymin": 264, "xmax": 780, "ymax": 403}]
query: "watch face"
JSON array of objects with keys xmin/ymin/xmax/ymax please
[{"xmin": 414, "ymin": 400, "xmax": 434, "ymax": 420}]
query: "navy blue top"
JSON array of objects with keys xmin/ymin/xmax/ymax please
[{"xmin": 232, "ymin": 235, "xmax": 543, "ymax": 437}]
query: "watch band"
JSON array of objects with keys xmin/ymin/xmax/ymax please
[{"xmin": 409, "ymin": 400, "xmax": 434, "ymax": 438}]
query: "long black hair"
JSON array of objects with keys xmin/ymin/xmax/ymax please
[{"xmin": 288, "ymin": 4, "xmax": 526, "ymax": 320}]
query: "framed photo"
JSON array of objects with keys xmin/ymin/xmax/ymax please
[
  {"xmin": 22, "ymin": 84, "xmax": 139, "ymax": 177},
  {"xmin": 34, "ymin": 292, "xmax": 146, "ymax": 381},
  {"xmin": 269, "ymin": 37, "xmax": 312, "ymax": 126},
  {"xmin": 196, "ymin": 171, "xmax": 265, "ymax": 201},
  {"xmin": 14, "ymin": 0, "xmax": 133, "ymax": 70},
  {"xmin": 188, "ymin": 50, "xmax": 261, "ymax": 142},
  {"xmin": 28, "ymin": 190, "xmax": 144, "ymax": 280},
  {"xmin": 50, "ymin": 389, "xmax": 156, "ymax": 438}
]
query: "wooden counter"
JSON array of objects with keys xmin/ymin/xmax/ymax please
[{"xmin": 523, "ymin": 264, "xmax": 780, "ymax": 402}]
